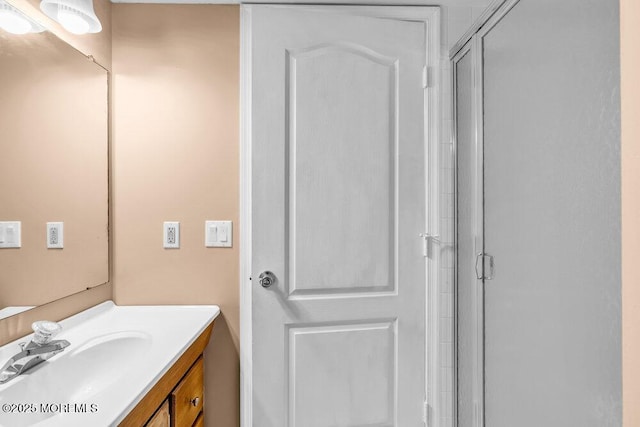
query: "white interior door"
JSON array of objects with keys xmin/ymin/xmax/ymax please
[{"xmin": 246, "ymin": 5, "xmax": 431, "ymax": 426}]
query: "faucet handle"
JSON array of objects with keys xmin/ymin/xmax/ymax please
[{"xmin": 31, "ymin": 321, "xmax": 62, "ymax": 345}]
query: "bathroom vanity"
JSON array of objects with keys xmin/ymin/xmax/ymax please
[
  {"xmin": 0, "ymin": 302, "xmax": 219, "ymax": 427},
  {"xmin": 121, "ymin": 327, "xmax": 211, "ymax": 427}
]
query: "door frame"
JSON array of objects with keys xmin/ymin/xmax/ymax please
[{"xmin": 240, "ymin": 5, "xmax": 440, "ymax": 426}]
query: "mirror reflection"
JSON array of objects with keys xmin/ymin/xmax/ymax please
[{"xmin": 0, "ymin": 14, "xmax": 109, "ymax": 320}]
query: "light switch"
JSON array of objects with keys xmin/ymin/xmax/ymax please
[
  {"xmin": 219, "ymin": 226, "xmax": 228, "ymax": 242},
  {"xmin": 6, "ymin": 226, "xmax": 15, "ymax": 242},
  {"xmin": 0, "ymin": 221, "xmax": 21, "ymax": 248},
  {"xmin": 207, "ymin": 225, "xmax": 218, "ymax": 243},
  {"xmin": 205, "ymin": 221, "xmax": 232, "ymax": 248}
]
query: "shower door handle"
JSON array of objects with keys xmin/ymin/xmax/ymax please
[{"xmin": 475, "ymin": 253, "xmax": 495, "ymax": 280}]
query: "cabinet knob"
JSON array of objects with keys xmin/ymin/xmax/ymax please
[{"xmin": 191, "ymin": 397, "xmax": 200, "ymax": 407}]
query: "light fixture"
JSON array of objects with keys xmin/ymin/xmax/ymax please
[
  {"xmin": 40, "ymin": 0, "xmax": 101, "ymax": 35},
  {"xmin": 0, "ymin": 0, "xmax": 45, "ymax": 34}
]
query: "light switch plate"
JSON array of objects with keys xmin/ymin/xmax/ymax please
[
  {"xmin": 0, "ymin": 221, "xmax": 21, "ymax": 248},
  {"xmin": 163, "ymin": 221, "xmax": 180, "ymax": 249},
  {"xmin": 205, "ymin": 221, "xmax": 232, "ymax": 248},
  {"xmin": 47, "ymin": 222, "xmax": 64, "ymax": 249}
]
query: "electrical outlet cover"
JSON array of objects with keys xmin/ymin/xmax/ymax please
[
  {"xmin": 163, "ymin": 221, "xmax": 180, "ymax": 249},
  {"xmin": 46, "ymin": 222, "xmax": 64, "ymax": 249}
]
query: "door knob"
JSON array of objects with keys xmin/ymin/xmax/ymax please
[{"xmin": 258, "ymin": 271, "xmax": 276, "ymax": 288}]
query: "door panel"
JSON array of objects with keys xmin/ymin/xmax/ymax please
[
  {"xmin": 250, "ymin": 6, "xmax": 429, "ymax": 426},
  {"xmin": 288, "ymin": 321, "xmax": 396, "ymax": 426},
  {"xmin": 287, "ymin": 44, "xmax": 397, "ymax": 296}
]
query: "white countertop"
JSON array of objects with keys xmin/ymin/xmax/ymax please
[{"xmin": 0, "ymin": 301, "xmax": 220, "ymax": 426}]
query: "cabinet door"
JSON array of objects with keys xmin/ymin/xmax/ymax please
[
  {"xmin": 193, "ymin": 413, "xmax": 204, "ymax": 427},
  {"xmin": 171, "ymin": 357, "xmax": 204, "ymax": 427},
  {"xmin": 146, "ymin": 401, "xmax": 170, "ymax": 427}
]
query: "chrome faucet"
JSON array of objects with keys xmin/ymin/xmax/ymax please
[{"xmin": 0, "ymin": 321, "xmax": 70, "ymax": 384}]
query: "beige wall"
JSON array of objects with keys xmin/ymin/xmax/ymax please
[
  {"xmin": 0, "ymin": 0, "xmax": 112, "ymax": 347},
  {"xmin": 621, "ymin": 0, "xmax": 640, "ymax": 425},
  {"xmin": 111, "ymin": 5, "xmax": 240, "ymax": 427}
]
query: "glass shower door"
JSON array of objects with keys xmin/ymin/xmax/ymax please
[{"xmin": 453, "ymin": 40, "xmax": 483, "ymax": 427}]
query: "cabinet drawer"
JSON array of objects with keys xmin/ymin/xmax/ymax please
[
  {"xmin": 193, "ymin": 413, "xmax": 204, "ymax": 427},
  {"xmin": 171, "ymin": 357, "xmax": 204, "ymax": 427}
]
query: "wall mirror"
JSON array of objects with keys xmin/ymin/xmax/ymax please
[{"xmin": 0, "ymin": 6, "xmax": 109, "ymax": 320}]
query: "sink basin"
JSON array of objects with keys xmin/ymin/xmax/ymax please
[
  {"xmin": 0, "ymin": 302, "xmax": 219, "ymax": 426},
  {"xmin": 53, "ymin": 331, "xmax": 152, "ymax": 402},
  {"xmin": 0, "ymin": 331, "xmax": 151, "ymax": 427}
]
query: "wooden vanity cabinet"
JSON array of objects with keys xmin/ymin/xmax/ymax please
[
  {"xmin": 171, "ymin": 357, "xmax": 204, "ymax": 426},
  {"xmin": 119, "ymin": 322, "xmax": 214, "ymax": 427},
  {"xmin": 192, "ymin": 414, "xmax": 204, "ymax": 427},
  {"xmin": 146, "ymin": 401, "xmax": 170, "ymax": 427}
]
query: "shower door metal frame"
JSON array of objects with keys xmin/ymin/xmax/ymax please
[
  {"xmin": 450, "ymin": 1, "xmax": 522, "ymax": 426},
  {"xmin": 451, "ymin": 35, "xmax": 485, "ymax": 427}
]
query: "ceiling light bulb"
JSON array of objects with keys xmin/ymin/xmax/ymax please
[
  {"xmin": 57, "ymin": 9, "xmax": 89, "ymax": 34},
  {"xmin": 40, "ymin": 0, "xmax": 101, "ymax": 34},
  {"xmin": 0, "ymin": 8, "xmax": 31, "ymax": 34}
]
